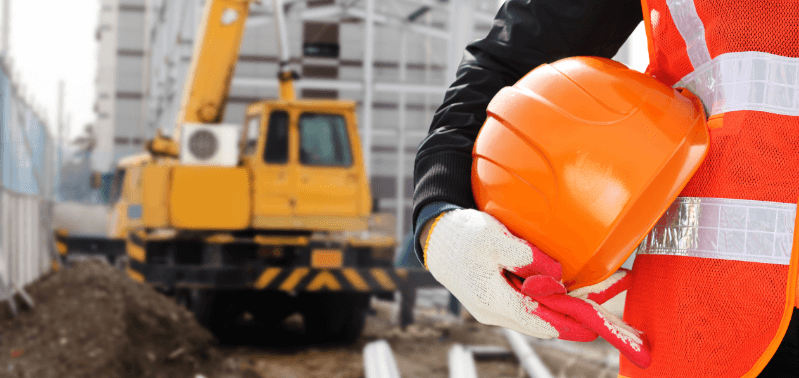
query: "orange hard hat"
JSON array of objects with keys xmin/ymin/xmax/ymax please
[{"xmin": 472, "ymin": 56, "xmax": 709, "ymax": 290}]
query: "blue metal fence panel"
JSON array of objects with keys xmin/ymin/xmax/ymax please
[
  {"xmin": 1, "ymin": 67, "xmax": 8, "ymax": 189},
  {"xmin": 0, "ymin": 71, "xmax": 52, "ymax": 196}
]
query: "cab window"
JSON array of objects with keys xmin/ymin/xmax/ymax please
[
  {"xmin": 299, "ymin": 113, "xmax": 352, "ymax": 167},
  {"xmin": 242, "ymin": 115, "xmax": 262, "ymax": 155},
  {"xmin": 264, "ymin": 111, "xmax": 289, "ymax": 164},
  {"xmin": 109, "ymin": 169, "xmax": 126, "ymax": 204}
]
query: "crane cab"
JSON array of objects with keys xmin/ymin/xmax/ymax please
[{"xmin": 241, "ymin": 99, "xmax": 373, "ymax": 232}]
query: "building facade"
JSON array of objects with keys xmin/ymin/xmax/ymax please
[{"xmin": 94, "ymin": 0, "xmax": 147, "ymax": 173}]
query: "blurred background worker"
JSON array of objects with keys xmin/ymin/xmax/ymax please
[{"xmin": 413, "ymin": 0, "xmax": 799, "ymax": 377}]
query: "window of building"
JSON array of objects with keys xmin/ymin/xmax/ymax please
[{"xmin": 303, "ymin": 22, "xmax": 339, "ymax": 58}]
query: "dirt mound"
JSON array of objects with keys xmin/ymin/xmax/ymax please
[{"xmin": 0, "ymin": 261, "xmax": 226, "ymax": 378}]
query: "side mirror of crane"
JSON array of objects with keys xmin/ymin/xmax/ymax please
[{"xmin": 90, "ymin": 171, "xmax": 104, "ymax": 190}]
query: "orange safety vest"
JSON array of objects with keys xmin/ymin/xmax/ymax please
[{"xmin": 620, "ymin": 1, "xmax": 799, "ymax": 377}]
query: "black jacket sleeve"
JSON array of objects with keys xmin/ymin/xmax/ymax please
[{"xmin": 412, "ymin": 0, "xmax": 643, "ymax": 229}]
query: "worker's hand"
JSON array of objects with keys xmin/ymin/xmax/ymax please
[
  {"xmin": 422, "ymin": 209, "xmax": 597, "ymax": 341},
  {"xmin": 423, "ymin": 209, "xmax": 652, "ymax": 369},
  {"xmin": 523, "ymin": 269, "xmax": 652, "ymax": 369}
]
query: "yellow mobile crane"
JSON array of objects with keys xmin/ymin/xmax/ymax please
[{"xmin": 57, "ymin": 0, "xmax": 436, "ymax": 342}]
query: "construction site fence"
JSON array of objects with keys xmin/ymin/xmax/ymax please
[
  {"xmin": 0, "ymin": 189, "xmax": 53, "ymax": 290},
  {"xmin": 0, "ymin": 59, "xmax": 58, "ymax": 295}
]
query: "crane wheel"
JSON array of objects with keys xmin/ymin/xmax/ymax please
[{"xmin": 302, "ymin": 293, "xmax": 370, "ymax": 344}]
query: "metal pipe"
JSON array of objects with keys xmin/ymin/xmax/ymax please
[
  {"xmin": 362, "ymin": 0, "xmax": 375, "ymax": 176},
  {"xmin": 232, "ymin": 77, "xmax": 448, "ymax": 94},
  {"xmin": 2, "ymin": 0, "xmax": 9, "ymax": 55},
  {"xmin": 449, "ymin": 344, "xmax": 478, "ymax": 378},
  {"xmin": 345, "ymin": 7, "xmax": 450, "ymax": 40},
  {"xmin": 502, "ymin": 329, "xmax": 554, "ymax": 378},
  {"xmin": 447, "ymin": 0, "xmax": 474, "ymax": 83},
  {"xmin": 395, "ymin": 29, "xmax": 408, "ymax": 242},
  {"xmin": 271, "ymin": 0, "xmax": 291, "ymax": 66},
  {"xmin": 525, "ymin": 335, "xmax": 619, "ymax": 368},
  {"xmin": 466, "ymin": 345, "xmax": 513, "ymax": 359},
  {"xmin": 363, "ymin": 340, "xmax": 402, "ymax": 378}
]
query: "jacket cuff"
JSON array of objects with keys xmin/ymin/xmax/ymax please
[
  {"xmin": 414, "ymin": 202, "xmax": 463, "ymax": 266},
  {"xmin": 413, "ymin": 151, "xmax": 476, "ymax": 228}
]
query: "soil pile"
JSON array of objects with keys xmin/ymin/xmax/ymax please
[{"xmin": 0, "ymin": 260, "xmax": 226, "ymax": 378}]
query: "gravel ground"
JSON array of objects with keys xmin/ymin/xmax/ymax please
[
  {"xmin": 220, "ymin": 297, "xmax": 621, "ymax": 378},
  {"xmin": 0, "ymin": 261, "xmax": 622, "ymax": 378}
]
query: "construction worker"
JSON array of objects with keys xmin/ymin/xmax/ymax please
[{"xmin": 413, "ymin": 0, "xmax": 799, "ymax": 377}]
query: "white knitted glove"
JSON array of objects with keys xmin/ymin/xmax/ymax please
[
  {"xmin": 424, "ymin": 209, "xmax": 652, "ymax": 369},
  {"xmin": 423, "ymin": 209, "xmax": 595, "ymax": 341}
]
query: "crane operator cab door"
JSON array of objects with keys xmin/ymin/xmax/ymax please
[
  {"xmin": 294, "ymin": 111, "xmax": 363, "ymax": 222},
  {"xmin": 245, "ymin": 109, "xmax": 295, "ymax": 225}
]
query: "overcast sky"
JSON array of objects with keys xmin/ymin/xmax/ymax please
[{"xmin": 6, "ymin": 0, "xmax": 98, "ymax": 140}]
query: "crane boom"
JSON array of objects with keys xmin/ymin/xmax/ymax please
[{"xmin": 174, "ymin": 0, "xmax": 256, "ymax": 130}]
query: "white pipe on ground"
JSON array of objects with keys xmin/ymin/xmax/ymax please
[
  {"xmin": 449, "ymin": 344, "xmax": 479, "ymax": 378},
  {"xmin": 502, "ymin": 329, "xmax": 554, "ymax": 378},
  {"xmin": 363, "ymin": 340, "xmax": 402, "ymax": 378}
]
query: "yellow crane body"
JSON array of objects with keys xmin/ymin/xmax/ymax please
[
  {"xmin": 175, "ymin": 0, "xmax": 254, "ymax": 127},
  {"xmin": 53, "ymin": 0, "xmax": 430, "ymax": 343}
]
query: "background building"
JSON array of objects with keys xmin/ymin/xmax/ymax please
[
  {"xmin": 95, "ymin": 0, "xmax": 147, "ymax": 173},
  {"xmin": 95, "ymin": 0, "xmax": 643, "ymax": 240}
]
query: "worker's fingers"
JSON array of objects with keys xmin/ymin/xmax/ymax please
[
  {"xmin": 568, "ymin": 268, "xmax": 633, "ymax": 305},
  {"xmin": 513, "ymin": 240, "xmax": 562, "ymax": 280},
  {"xmin": 533, "ymin": 293, "xmax": 652, "ymax": 369},
  {"xmin": 489, "ymin": 282, "xmax": 597, "ymax": 342},
  {"xmin": 499, "ymin": 237, "xmax": 562, "ymax": 281},
  {"xmin": 520, "ymin": 275, "xmax": 566, "ymax": 297},
  {"xmin": 526, "ymin": 301, "xmax": 598, "ymax": 342}
]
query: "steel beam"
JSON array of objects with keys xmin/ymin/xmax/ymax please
[
  {"xmin": 395, "ymin": 30, "xmax": 408, "ymax": 241},
  {"xmin": 449, "ymin": 344, "xmax": 478, "ymax": 378},
  {"xmin": 271, "ymin": 0, "xmax": 291, "ymax": 65},
  {"xmin": 232, "ymin": 77, "xmax": 447, "ymax": 95},
  {"xmin": 447, "ymin": 0, "xmax": 475, "ymax": 82},
  {"xmin": 502, "ymin": 329, "xmax": 554, "ymax": 378},
  {"xmin": 363, "ymin": 0, "xmax": 375, "ymax": 176},
  {"xmin": 466, "ymin": 345, "xmax": 513, "ymax": 359},
  {"xmin": 374, "ymin": 82, "xmax": 448, "ymax": 95},
  {"xmin": 525, "ymin": 335, "xmax": 620, "ymax": 368},
  {"xmin": 345, "ymin": 7, "xmax": 450, "ymax": 40},
  {"xmin": 363, "ymin": 340, "xmax": 402, "ymax": 378}
]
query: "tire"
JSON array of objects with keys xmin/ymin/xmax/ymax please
[
  {"xmin": 196, "ymin": 290, "xmax": 300, "ymax": 344},
  {"xmin": 302, "ymin": 293, "xmax": 370, "ymax": 344},
  {"xmin": 195, "ymin": 291, "xmax": 253, "ymax": 343}
]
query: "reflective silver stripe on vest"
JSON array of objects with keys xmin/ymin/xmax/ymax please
[
  {"xmin": 665, "ymin": 0, "xmax": 712, "ymax": 69},
  {"xmin": 676, "ymin": 51, "xmax": 799, "ymax": 117},
  {"xmin": 635, "ymin": 197, "xmax": 797, "ymax": 265}
]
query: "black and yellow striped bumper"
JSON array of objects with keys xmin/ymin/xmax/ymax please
[
  {"xmin": 54, "ymin": 229, "xmax": 126, "ymax": 262},
  {"xmin": 127, "ymin": 259, "xmax": 436, "ymax": 294}
]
